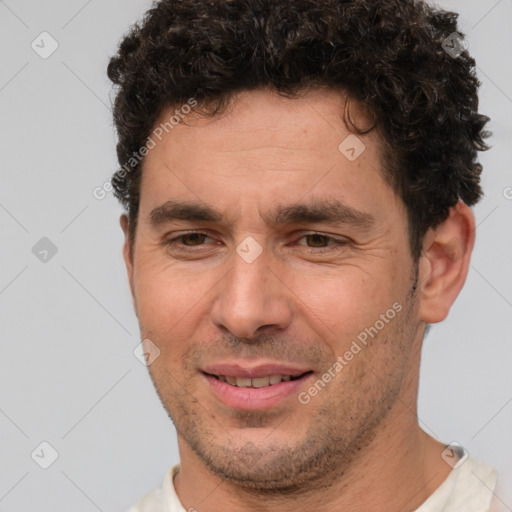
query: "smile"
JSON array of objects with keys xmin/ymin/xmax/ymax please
[
  {"xmin": 202, "ymin": 369, "xmax": 314, "ymax": 410},
  {"xmin": 207, "ymin": 373, "xmax": 310, "ymax": 388}
]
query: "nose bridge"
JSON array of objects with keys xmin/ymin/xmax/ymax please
[{"xmin": 211, "ymin": 243, "xmax": 292, "ymax": 338}]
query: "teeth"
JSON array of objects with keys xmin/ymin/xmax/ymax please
[
  {"xmin": 251, "ymin": 376, "xmax": 270, "ymax": 388},
  {"xmin": 269, "ymin": 374, "xmax": 282, "ymax": 385},
  {"xmin": 215, "ymin": 374, "xmax": 301, "ymax": 388},
  {"xmin": 235, "ymin": 377, "xmax": 252, "ymax": 387}
]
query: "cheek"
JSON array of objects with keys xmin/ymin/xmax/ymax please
[
  {"xmin": 132, "ymin": 256, "xmax": 215, "ymax": 342},
  {"xmin": 289, "ymin": 266, "xmax": 401, "ymax": 343}
]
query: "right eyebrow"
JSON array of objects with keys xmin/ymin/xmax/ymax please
[{"xmin": 149, "ymin": 200, "xmax": 223, "ymax": 226}]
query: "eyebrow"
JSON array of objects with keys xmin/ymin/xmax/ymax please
[{"xmin": 149, "ymin": 199, "xmax": 375, "ymax": 229}]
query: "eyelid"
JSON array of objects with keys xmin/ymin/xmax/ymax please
[
  {"xmin": 295, "ymin": 230, "xmax": 348, "ymax": 241},
  {"xmin": 165, "ymin": 229, "xmax": 346, "ymax": 241},
  {"xmin": 293, "ymin": 231, "xmax": 350, "ymax": 249},
  {"xmin": 167, "ymin": 229, "xmax": 211, "ymax": 240},
  {"xmin": 164, "ymin": 229, "xmax": 215, "ymax": 246},
  {"xmin": 163, "ymin": 230, "xmax": 350, "ymax": 253}
]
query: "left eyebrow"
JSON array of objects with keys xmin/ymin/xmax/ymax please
[{"xmin": 264, "ymin": 200, "xmax": 375, "ymax": 229}]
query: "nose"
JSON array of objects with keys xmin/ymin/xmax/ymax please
[{"xmin": 210, "ymin": 246, "xmax": 293, "ymax": 339}]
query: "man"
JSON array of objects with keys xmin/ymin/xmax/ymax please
[{"xmin": 108, "ymin": 0, "xmax": 504, "ymax": 510}]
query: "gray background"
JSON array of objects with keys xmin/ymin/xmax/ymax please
[{"xmin": 0, "ymin": 0, "xmax": 511, "ymax": 510}]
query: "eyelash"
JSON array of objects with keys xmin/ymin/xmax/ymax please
[{"xmin": 163, "ymin": 231, "xmax": 348, "ymax": 253}]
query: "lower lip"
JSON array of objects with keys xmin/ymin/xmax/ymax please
[{"xmin": 203, "ymin": 373, "xmax": 312, "ymax": 411}]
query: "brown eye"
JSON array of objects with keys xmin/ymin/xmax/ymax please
[
  {"xmin": 305, "ymin": 234, "xmax": 331, "ymax": 247},
  {"xmin": 162, "ymin": 231, "xmax": 218, "ymax": 254},
  {"xmin": 180, "ymin": 233, "xmax": 208, "ymax": 246},
  {"xmin": 294, "ymin": 232, "xmax": 349, "ymax": 254}
]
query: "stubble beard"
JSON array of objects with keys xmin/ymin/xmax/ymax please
[{"xmin": 149, "ymin": 272, "xmax": 420, "ymax": 495}]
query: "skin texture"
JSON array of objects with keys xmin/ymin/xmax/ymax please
[{"xmin": 121, "ymin": 88, "xmax": 476, "ymax": 511}]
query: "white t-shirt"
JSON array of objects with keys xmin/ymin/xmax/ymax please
[{"xmin": 127, "ymin": 454, "xmax": 505, "ymax": 512}]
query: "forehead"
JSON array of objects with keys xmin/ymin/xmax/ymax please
[
  {"xmin": 156, "ymin": 88, "xmax": 376, "ymax": 155},
  {"xmin": 138, "ymin": 88, "xmax": 397, "ymax": 226}
]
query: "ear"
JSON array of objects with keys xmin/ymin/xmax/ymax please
[
  {"xmin": 120, "ymin": 214, "xmax": 137, "ymax": 313},
  {"xmin": 417, "ymin": 200, "xmax": 476, "ymax": 324}
]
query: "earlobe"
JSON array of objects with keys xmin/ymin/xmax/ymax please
[{"xmin": 418, "ymin": 201, "xmax": 476, "ymax": 324}]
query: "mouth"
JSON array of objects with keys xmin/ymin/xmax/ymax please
[
  {"xmin": 204, "ymin": 372, "xmax": 312, "ymax": 388},
  {"xmin": 201, "ymin": 365, "xmax": 314, "ymax": 410}
]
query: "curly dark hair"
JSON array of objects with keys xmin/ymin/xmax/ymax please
[{"xmin": 107, "ymin": 0, "xmax": 490, "ymax": 260}]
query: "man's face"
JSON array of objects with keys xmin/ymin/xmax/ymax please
[{"xmin": 124, "ymin": 88, "xmax": 424, "ymax": 491}]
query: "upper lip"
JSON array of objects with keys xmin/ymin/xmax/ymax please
[{"xmin": 203, "ymin": 362, "xmax": 311, "ymax": 379}]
